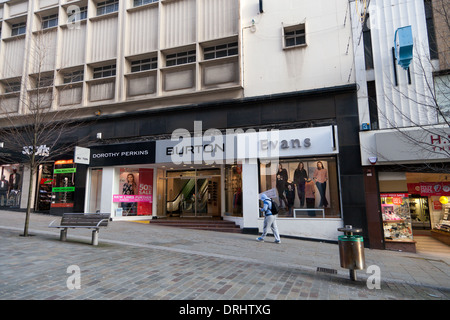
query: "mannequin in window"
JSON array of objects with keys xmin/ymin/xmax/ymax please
[
  {"xmin": 9, "ymin": 169, "xmax": 20, "ymax": 191},
  {"xmin": 276, "ymin": 163, "xmax": 288, "ymax": 209},
  {"xmin": 0, "ymin": 176, "xmax": 9, "ymax": 206},
  {"xmin": 313, "ymin": 161, "xmax": 328, "ymax": 208},
  {"xmin": 293, "ymin": 162, "xmax": 308, "ymax": 207}
]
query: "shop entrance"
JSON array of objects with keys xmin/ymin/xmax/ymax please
[{"xmin": 163, "ymin": 168, "xmax": 221, "ymax": 218}]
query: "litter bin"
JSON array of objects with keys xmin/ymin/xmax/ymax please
[{"xmin": 337, "ymin": 226, "xmax": 365, "ymax": 281}]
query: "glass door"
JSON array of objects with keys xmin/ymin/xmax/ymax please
[
  {"xmin": 164, "ymin": 168, "xmax": 220, "ymax": 217},
  {"xmin": 88, "ymin": 168, "xmax": 103, "ymax": 213}
]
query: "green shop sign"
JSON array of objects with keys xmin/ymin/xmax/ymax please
[
  {"xmin": 54, "ymin": 168, "xmax": 77, "ymax": 174},
  {"xmin": 52, "ymin": 187, "xmax": 75, "ymax": 192}
]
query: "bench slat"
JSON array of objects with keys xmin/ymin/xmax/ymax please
[{"xmin": 60, "ymin": 213, "xmax": 110, "ymax": 227}]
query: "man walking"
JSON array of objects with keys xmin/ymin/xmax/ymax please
[{"xmin": 256, "ymin": 194, "xmax": 281, "ymax": 244}]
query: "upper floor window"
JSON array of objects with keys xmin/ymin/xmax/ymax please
[
  {"xmin": 131, "ymin": 57, "xmax": 157, "ymax": 72},
  {"xmin": 97, "ymin": 0, "xmax": 119, "ymax": 16},
  {"xmin": 4, "ymin": 81, "xmax": 21, "ymax": 93},
  {"xmin": 42, "ymin": 14, "xmax": 59, "ymax": 29},
  {"xmin": 283, "ymin": 24, "xmax": 306, "ymax": 48},
  {"xmin": 63, "ymin": 70, "xmax": 84, "ymax": 84},
  {"xmin": 166, "ymin": 50, "xmax": 196, "ymax": 67},
  {"xmin": 68, "ymin": 6, "xmax": 88, "ymax": 22},
  {"xmin": 204, "ymin": 42, "xmax": 238, "ymax": 60},
  {"xmin": 36, "ymin": 75, "xmax": 54, "ymax": 88},
  {"xmin": 11, "ymin": 22, "xmax": 26, "ymax": 36},
  {"xmin": 133, "ymin": 0, "xmax": 158, "ymax": 7},
  {"xmin": 93, "ymin": 65, "xmax": 116, "ymax": 79}
]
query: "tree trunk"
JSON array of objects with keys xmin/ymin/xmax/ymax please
[{"xmin": 23, "ymin": 163, "xmax": 35, "ymax": 237}]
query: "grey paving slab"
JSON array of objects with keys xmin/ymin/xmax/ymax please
[{"xmin": 0, "ymin": 210, "xmax": 449, "ymax": 303}]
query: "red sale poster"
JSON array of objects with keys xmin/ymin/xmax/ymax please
[{"xmin": 137, "ymin": 168, "xmax": 153, "ymax": 215}]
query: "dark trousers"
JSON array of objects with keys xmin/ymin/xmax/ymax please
[
  {"xmin": 296, "ymin": 183, "xmax": 305, "ymax": 207},
  {"xmin": 315, "ymin": 182, "xmax": 328, "ymax": 207}
]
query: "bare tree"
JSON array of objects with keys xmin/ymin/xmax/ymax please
[{"xmin": 0, "ymin": 30, "xmax": 87, "ymax": 237}]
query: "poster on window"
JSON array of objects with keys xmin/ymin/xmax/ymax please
[{"xmin": 114, "ymin": 168, "xmax": 153, "ymax": 216}]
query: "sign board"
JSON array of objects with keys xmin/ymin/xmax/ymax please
[
  {"xmin": 74, "ymin": 146, "xmax": 90, "ymax": 165},
  {"xmin": 155, "ymin": 126, "xmax": 338, "ymax": 164},
  {"xmin": 375, "ymin": 126, "xmax": 450, "ymax": 163},
  {"xmin": 89, "ymin": 142, "xmax": 155, "ymax": 167}
]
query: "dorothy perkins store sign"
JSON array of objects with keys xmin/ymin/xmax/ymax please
[{"xmin": 89, "ymin": 142, "xmax": 155, "ymax": 166}]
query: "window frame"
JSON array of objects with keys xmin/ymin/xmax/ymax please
[
  {"xmin": 41, "ymin": 14, "xmax": 59, "ymax": 30},
  {"xmin": 283, "ymin": 23, "xmax": 307, "ymax": 49},
  {"xmin": 133, "ymin": 0, "xmax": 158, "ymax": 7},
  {"xmin": 165, "ymin": 50, "xmax": 196, "ymax": 67},
  {"xmin": 68, "ymin": 6, "xmax": 88, "ymax": 22},
  {"xmin": 130, "ymin": 57, "xmax": 158, "ymax": 73},
  {"xmin": 93, "ymin": 64, "xmax": 116, "ymax": 79},
  {"xmin": 203, "ymin": 42, "xmax": 238, "ymax": 61},
  {"xmin": 11, "ymin": 22, "xmax": 26, "ymax": 37},
  {"xmin": 63, "ymin": 70, "xmax": 84, "ymax": 84},
  {"xmin": 96, "ymin": 0, "xmax": 119, "ymax": 16}
]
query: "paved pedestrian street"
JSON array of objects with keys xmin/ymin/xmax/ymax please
[{"xmin": 0, "ymin": 211, "xmax": 449, "ymax": 310}]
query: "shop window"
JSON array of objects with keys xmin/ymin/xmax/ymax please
[
  {"xmin": 0, "ymin": 165, "xmax": 23, "ymax": 208},
  {"xmin": 113, "ymin": 168, "xmax": 154, "ymax": 217},
  {"xmin": 380, "ymin": 193, "xmax": 413, "ymax": 241},
  {"xmin": 51, "ymin": 160, "xmax": 76, "ymax": 210},
  {"xmin": 259, "ymin": 157, "xmax": 340, "ymax": 218},
  {"xmin": 225, "ymin": 164, "xmax": 242, "ymax": 216}
]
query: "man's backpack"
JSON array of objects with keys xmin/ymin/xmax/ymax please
[{"xmin": 270, "ymin": 199, "xmax": 279, "ymax": 215}]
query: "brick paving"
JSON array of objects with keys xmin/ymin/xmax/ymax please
[{"xmin": 0, "ymin": 210, "xmax": 449, "ymax": 304}]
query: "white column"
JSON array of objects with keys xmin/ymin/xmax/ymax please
[{"xmin": 242, "ymin": 162, "xmax": 259, "ymax": 230}]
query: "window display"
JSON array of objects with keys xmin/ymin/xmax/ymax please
[
  {"xmin": 114, "ymin": 168, "xmax": 153, "ymax": 216},
  {"xmin": 36, "ymin": 164, "xmax": 53, "ymax": 211},
  {"xmin": 434, "ymin": 198, "xmax": 450, "ymax": 233},
  {"xmin": 0, "ymin": 165, "xmax": 23, "ymax": 208},
  {"xmin": 225, "ymin": 164, "xmax": 242, "ymax": 216},
  {"xmin": 51, "ymin": 160, "xmax": 76, "ymax": 209},
  {"xmin": 259, "ymin": 157, "xmax": 340, "ymax": 218},
  {"xmin": 380, "ymin": 193, "xmax": 413, "ymax": 241}
]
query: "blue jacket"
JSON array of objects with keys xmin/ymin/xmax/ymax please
[{"xmin": 260, "ymin": 194, "xmax": 272, "ymax": 216}]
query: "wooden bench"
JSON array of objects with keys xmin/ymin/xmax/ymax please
[{"xmin": 49, "ymin": 213, "xmax": 110, "ymax": 245}]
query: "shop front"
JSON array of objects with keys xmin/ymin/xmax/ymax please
[
  {"xmin": 85, "ymin": 125, "xmax": 346, "ymax": 241},
  {"xmin": 378, "ymin": 172, "xmax": 450, "ymax": 251},
  {"xmin": 361, "ymin": 126, "xmax": 450, "ymax": 252}
]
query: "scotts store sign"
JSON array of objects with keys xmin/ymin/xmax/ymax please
[{"xmin": 22, "ymin": 145, "xmax": 50, "ymax": 157}]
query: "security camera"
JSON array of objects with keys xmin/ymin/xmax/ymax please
[{"xmin": 368, "ymin": 157, "xmax": 377, "ymax": 165}]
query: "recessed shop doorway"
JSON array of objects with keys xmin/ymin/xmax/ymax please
[{"xmin": 162, "ymin": 168, "xmax": 221, "ymax": 218}]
